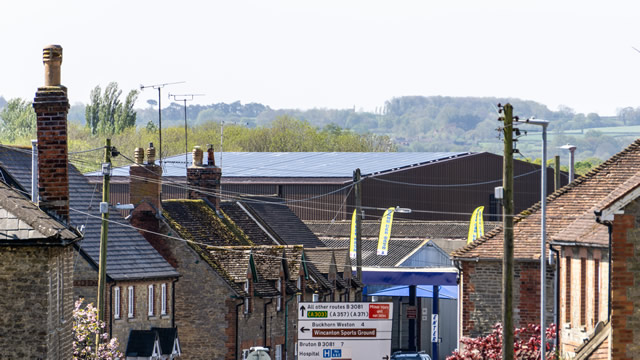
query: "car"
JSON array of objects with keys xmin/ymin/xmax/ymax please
[{"xmin": 390, "ymin": 350, "xmax": 432, "ymax": 360}]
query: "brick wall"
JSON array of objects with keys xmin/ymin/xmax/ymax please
[
  {"xmin": 0, "ymin": 245, "xmax": 74, "ymax": 360},
  {"xmin": 130, "ymin": 164, "xmax": 162, "ymax": 211},
  {"xmin": 33, "ymin": 87, "xmax": 69, "ymax": 223},
  {"xmin": 187, "ymin": 164, "xmax": 221, "ymax": 209},
  {"xmin": 461, "ymin": 260, "xmax": 554, "ymax": 338},
  {"xmin": 610, "ymin": 211, "xmax": 638, "ymax": 360}
]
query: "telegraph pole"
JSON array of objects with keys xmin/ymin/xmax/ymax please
[
  {"xmin": 140, "ymin": 81, "xmax": 184, "ymax": 166},
  {"xmin": 500, "ymin": 104, "xmax": 515, "ymax": 360},
  {"xmin": 168, "ymin": 93, "xmax": 204, "ymax": 170},
  {"xmin": 354, "ymin": 168, "xmax": 363, "ymax": 301},
  {"xmin": 96, "ymin": 138, "xmax": 111, "ymax": 352}
]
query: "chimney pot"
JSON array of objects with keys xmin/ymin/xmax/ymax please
[
  {"xmin": 207, "ymin": 144, "xmax": 215, "ymax": 166},
  {"xmin": 42, "ymin": 45, "xmax": 63, "ymax": 86},
  {"xmin": 147, "ymin": 144, "xmax": 156, "ymax": 164},
  {"xmin": 192, "ymin": 146, "xmax": 203, "ymax": 166},
  {"xmin": 134, "ymin": 147, "xmax": 145, "ymax": 164}
]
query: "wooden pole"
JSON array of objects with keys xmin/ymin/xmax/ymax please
[
  {"xmin": 96, "ymin": 138, "xmax": 111, "ymax": 353},
  {"xmin": 354, "ymin": 168, "xmax": 363, "ymax": 301},
  {"xmin": 501, "ymin": 104, "xmax": 514, "ymax": 360}
]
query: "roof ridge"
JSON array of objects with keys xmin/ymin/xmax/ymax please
[{"xmin": 452, "ymin": 138, "xmax": 640, "ymax": 258}]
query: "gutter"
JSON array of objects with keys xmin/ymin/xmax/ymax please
[{"xmin": 594, "ymin": 211, "xmax": 613, "ymax": 320}]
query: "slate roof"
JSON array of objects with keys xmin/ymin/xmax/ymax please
[
  {"xmin": 452, "ymin": 139, "xmax": 640, "ymax": 260},
  {"xmin": 0, "ymin": 146, "xmax": 178, "ymax": 280},
  {"xmin": 305, "ymin": 220, "xmax": 501, "ymax": 239},
  {"xmin": 241, "ymin": 197, "xmax": 326, "ymax": 248},
  {"xmin": 220, "ymin": 202, "xmax": 278, "ymax": 245},
  {"xmin": 0, "ymin": 180, "xmax": 80, "ymax": 245},
  {"xmin": 125, "ymin": 330, "xmax": 159, "ymax": 357},
  {"xmin": 88, "ymin": 151, "xmax": 471, "ymax": 178}
]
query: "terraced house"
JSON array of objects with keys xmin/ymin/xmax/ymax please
[
  {"xmin": 453, "ymin": 138, "xmax": 640, "ymax": 359},
  {"xmin": 128, "ymin": 144, "xmax": 356, "ymax": 359}
]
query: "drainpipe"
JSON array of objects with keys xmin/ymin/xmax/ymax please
[
  {"xmin": 549, "ymin": 245, "xmax": 560, "ymax": 350},
  {"xmin": 594, "ymin": 211, "xmax": 613, "ymax": 320},
  {"xmin": 31, "ymin": 140, "xmax": 38, "ymax": 203},
  {"xmin": 109, "ymin": 282, "xmax": 115, "ymax": 338},
  {"xmin": 235, "ymin": 299, "xmax": 244, "ymax": 360},
  {"xmin": 263, "ymin": 298, "xmax": 273, "ymax": 347},
  {"xmin": 284, "ymin": 293, "xmax": 298, "ymax": 360},
  {"xmin": 172, "ymin": 278, "xmax": 179, "ymax": 329}
]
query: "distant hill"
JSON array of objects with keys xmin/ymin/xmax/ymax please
[{"xmin": 69, "ymin": 95, "xmax": 640, "ymax": 161}]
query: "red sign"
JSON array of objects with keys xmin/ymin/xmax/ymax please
[
  {"xmin": 406, "ymin": 306, "xmax": 417, "ymax": 319},
  {"xmin": 368, "ymin": 304, "xmax": 390, "ymax": 319}
]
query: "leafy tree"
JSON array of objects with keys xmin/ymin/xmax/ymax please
[
  {"xmin": 73, "ymin": 299, "xmax": 122, "ymax": 359},
  {"xmin": 0, "ymin": 98, "xmax": 36, "ymax": 142},
  {"xmin": 85, "ymin": 82, "xmax": 138, "ymax": 135}
]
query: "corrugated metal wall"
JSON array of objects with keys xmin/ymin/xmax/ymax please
[{"xmin": 104, "ymin": 152, "xmax": 559, "ymax": 222}]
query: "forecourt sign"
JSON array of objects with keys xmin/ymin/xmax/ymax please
[{"xmin": 297, "ymin": 302, "xmax": 393, "ymax": 360}]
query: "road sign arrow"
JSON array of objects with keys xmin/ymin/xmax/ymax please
[
  {"xmin": 300, "ymin": 305, "xmax": 306, "ymax": 317},
  {"xmin": 300, "ymin": 326, "xmax": 310, "ymax": 333}
]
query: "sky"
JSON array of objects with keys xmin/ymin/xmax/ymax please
[{"xmin": 2, "ymin": 0, "xmax": 640, "ymax": 116}]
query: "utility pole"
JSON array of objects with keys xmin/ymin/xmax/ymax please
[
  {"xmin": 354, "ymin": 168, "xmax": 362, "ymax": 301},
  {"xmin": 168, "ymin": 93, "xmax": 204, "ymax": 170},
  {"xmin": 554, "ymin": 155, "xmax": 561, "ymax": 191},
  {"xmin": 499, "ymin": 103, "xmax": 514, "ymax": 360},
  {"xmin": 96, "ymin": 138, "xmax": 111, "ymax": 353},
  {"xmin": 140, "ymin": 81, "xmax": 185, "ymax": 166}
]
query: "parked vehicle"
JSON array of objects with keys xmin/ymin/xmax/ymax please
[
  {"xmin": 246, "ymin": 346, "xmax": 271, "ymax": 360},
  {"xmin": 390, "ymin": 350, "xmax": 432, "ymax": 360}
]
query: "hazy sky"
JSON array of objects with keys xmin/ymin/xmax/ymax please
[{"xmin": 2, "ymin": 0, "xmax": 640, "ymax": 116}]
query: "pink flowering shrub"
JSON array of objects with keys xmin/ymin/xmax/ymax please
[
  {"xmin": 447, "ymin": 323, "xmax": 557, "ymax": 360},
  {"xmin": 73, "ymin": 299, "xmax": 123, "ymax": 360}
]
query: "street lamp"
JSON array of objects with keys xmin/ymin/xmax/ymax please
[
  {"xmin": 515, "ymin": 117, "xmax": 549, "ymax": 360},
  {"xmin": 560, "ymin": 144, "xmax": 577, "ymax": 182}
]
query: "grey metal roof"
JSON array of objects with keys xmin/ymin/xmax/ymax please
[
  {"xmin": 0, "ymin": 146, "xmax": 179, "ymax": 281},
  {"xmin": 87, "ymin": 151, "xmax": 471, "ymax": 178}
]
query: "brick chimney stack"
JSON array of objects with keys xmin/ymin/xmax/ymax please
[
  {"xmin": 130, "ymin": 143, "xmax": 163, "ymax": 211},
  {"xmin": 187, "ymin": 144, "xmax": 221, "ymax": 210},
  {"xmin": 32, "ymin": 45, "xmax": 70, "ymax": 222}
]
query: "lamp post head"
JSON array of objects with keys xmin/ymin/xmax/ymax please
[{"xmin": 560, "ymin": 144, "xmax": 577, "ymax": 153}]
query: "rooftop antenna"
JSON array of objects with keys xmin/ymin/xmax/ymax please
[
  {"xmin": 140, "ymin": 81, "xmax": 185, "ymax": 167},
  {"xmin": 168, "ymin": 93, "xmax": 204, "ymax": 170}
]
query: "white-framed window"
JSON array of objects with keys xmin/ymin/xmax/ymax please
[
  {"xmin": 148, "ymin": 284, "xmax": 154, "ymax": 316},
  {"xmin": 114, "ymin": 287, "xmax": 121, "ymax": 319},
  {"xmin": 161, "ymin": 283, "xmax": 167, "ymax": 315},
  {"xmin": 312, "ymin": 293, "xmax": 319, "ymax": 303},
  {"xmin": 297, "ymin": 276, "xmax": 302, "ymax": 303},
  {"xmin": 275, "ymin": 344, "xmax": 282, "ymax": 360},
  {"xmin": 128, "ymin": 286, "xmax": 135, "ymax": 318},
  {"xmin": 244, "ymin": 279, "xmax": 250, "ymax": 314},
  {"xmin": 277, "ymin": 277, "xmax": 282, "ymax": 311}
]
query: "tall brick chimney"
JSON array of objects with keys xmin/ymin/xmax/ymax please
[
  {"xmin": 32, "ymin": 45, "xmax": 69, "ymax": 222},
  {"xmin": 129, "ymin": 143, "xmax": 163, "ymax": 211},
  {"xmin": 187, "ymin": 144, "xmax": 221, "ymax": 210}
]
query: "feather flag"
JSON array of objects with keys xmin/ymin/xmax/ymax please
[
  {"xmin": 377, "ymin": 207, "xmax": 395, "ymax": 256},
  {"xmin": 349, "ymin": 209, "xmax": 357, "ymax": 259},
  {"xmin": 467, "ymin": 206, "xmax": 485, "ymax": 244}
]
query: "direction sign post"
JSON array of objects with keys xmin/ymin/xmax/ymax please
[{"xmin": 297, "ymin": 302, "xmax": 393, "ymax": 360}]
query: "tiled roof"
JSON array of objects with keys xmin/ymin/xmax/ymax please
[
  {"xmin": 0, "ymin": 180, "xmax": 80, "ymax": 244},
  {"xmin": 0, "ymin": 146, "xmax": 178, "ymax": 280},
  {"xmin": 320, "ymin": 238, "xmax": 426, "ymax": 267},
  {"xmin": 305, "ymin": 220, "xmax": 501, "ymax": 239},
  {"xmin": 452, "ymin": 139, "xmax": 640, "ymax": 259},
  {"xmin": 162, "ymin": 200, "xmax": 253, "ymax": 247},
  {"xmin": 220, "ymin": 202, "xmax": 275, "ymax": 245},
  {"xmin": 304, "ymin": 248, "xmax": 335, "ymax": 274},
  {"xmin": 241, "ymin": 198, "xmax": 326, "ymax": 248}
]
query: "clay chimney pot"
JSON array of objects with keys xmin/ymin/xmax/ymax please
[{"xmin": 42, "ymin": 45, "xmax": 63, "ymax": 86}]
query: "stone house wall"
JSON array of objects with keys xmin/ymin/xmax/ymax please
[
  {"xmin": 461, "ymin": 260, "xmax": 554, "ymax": 338},
  {"xmin": 0, "ymin": 245, "xmax": 74, "ymax": 360}
]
